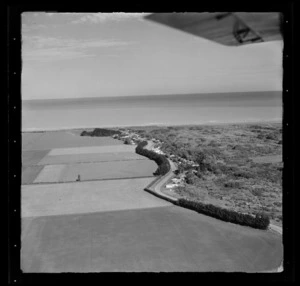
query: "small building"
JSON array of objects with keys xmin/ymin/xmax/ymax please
[
  {"xmin": 166, "ymin": 183, "xmax": 178, "ymax": 189},
  {"xmin": 171, "ymin": 178, "xmax": 182, "ymax": 184}
]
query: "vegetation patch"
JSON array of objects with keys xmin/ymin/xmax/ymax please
[
  {"xmin": 81, "ymin": 128, "xmax": 121, "ymax": 137},
  {"xmin": 136, "ymin": 141, "xmax": 170, "ymax": 176},
  {"xmin": 177, "ymin": 198, "xmax": 270, "ymax": 230},
  {"xmin": 129, "ymin": 122, "xmax": 282, "ymax": 226}
]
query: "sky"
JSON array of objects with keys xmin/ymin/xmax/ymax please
[{"xmin": 21, "ymin": 12, "xmax": 283, "ymax": 100}]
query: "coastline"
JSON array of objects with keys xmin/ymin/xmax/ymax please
[{"xmin": 21, "ymin": 118, "xmax": 282, "ymax": 133}]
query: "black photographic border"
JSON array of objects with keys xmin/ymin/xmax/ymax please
[{"xmin": 5, "ymin": 2, "xmax": 296, "ymax": 284}]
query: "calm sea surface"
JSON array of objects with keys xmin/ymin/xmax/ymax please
[{"xmin": 22, "ymin": 91, "xmax": 282, "ymax": 131}]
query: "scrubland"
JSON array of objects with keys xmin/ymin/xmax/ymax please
[{"xmin": 129, "ymin": 122, "xmax": 282, "ymax": 226}]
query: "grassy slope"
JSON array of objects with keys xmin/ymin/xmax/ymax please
[{"xmin": 128, "ymin": 122, "xmax": 282, "ymax": 227}]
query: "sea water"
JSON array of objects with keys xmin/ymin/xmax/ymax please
[{"xmin": 22, "ymin": 91, "xmax": 282, "ymax": 131}]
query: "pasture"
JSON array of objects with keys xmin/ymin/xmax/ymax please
[
  {"xmin": 22, "ymin": 131, "xmax": 122, "ymax": 151},
  {"xmin": 38, "ymin": 152, "xmax": 146, "ymax": 165},
  {"xmin": 22, "ymin": 177, "xmax": 162, "ymax": 218},
  {"xmin": 33, "ymin": 160, "xmax": 157, "ymax": 183},
  {"xmin": 48, "ymin": 145, "xmax": 136, "ymax": 156},
  {"xmin": 21, "ymin": 129, "xmax": 282, "ymax": 273},
  {"xmin": 22, "ymin": 166, "xmax": 44, "ymax": 185},
  {"xmin": 33, "ymin": 165, "xmax": 66, "ymax": 183},
  {"xmin": 22, "ymin": 201, "xmax": 282, "ymax": 272}
]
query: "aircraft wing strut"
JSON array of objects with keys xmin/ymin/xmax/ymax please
[{"xmin": 145, "ymin": 12, "xmax": 282, "ymax": 46}]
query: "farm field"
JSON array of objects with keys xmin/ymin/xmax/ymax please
[
  {"xmin": 22, "ymin": 150, "xmax": 50, "ymax": 166},
  {"xmin": 33, "ymin": 165, "xmax": 66, "ymax": 183},
  {"xmin": 22, "ymin": 133, "xmax": 44, "ymax": 150},
  {"xmin": 21, "ymin": 129, "xmax": 282, "ymax": 273},
  {"xmin": 22, "ymin": 166, "xmax": 44, "ymax": 185},
  {"xmin": 48, "ymin": 145, "xmax": 136, "ymax": 156},
  {"xmin": 22, "ymin": 177, "xmax": 162, "ymax": 218},
  {"xmin": 22, "ymin": 131, "xmax": 122, "ymax": 151},
  {"xmin": 37, "ymin": 152, "xmax": 145, "ymax": 165},
  {"xmin": 33, "ymin": 160, "xmax": 157, "ymax": 183},
  {"xmin": 22, "ymin": 201, "xmax": 282, "ymax": 272},
  {"xmin": 21, "ymin": 132, "xmax": 148, "ymax": 185}
]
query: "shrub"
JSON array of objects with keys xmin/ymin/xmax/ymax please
[
  {"xmin": 208, "ymin": 140, "xmax": 219, "ymax": 147},
  {"xmin": 257, "ymin": 134, "xmax": 265, "ymax": 140},
  {"xmin": 273, "ymin": 201, "xmax": 282, "ymax": 207},
  {"xmin": 224, "ymin": 180, "xmax": 243, "ymax": 189},
  {"xmin": 136, "ymin": 141, "xmax": 170, "ymax": 176},
  {"xmin": 137, "ymin": 141, "xmax": 148, "ymax": 149},
  {"xmin": 124, "ymin": 138, "xmax": 131, "ymax": 145},
  {"xmin": 233, "ymin": 170, "xmax": 254, "ymax": 179},
  {"xmin": 81, "ymin": 130, "xmax": 89, "ymax": 136},
  {"xmin": 266, "ymin": 133, "xmax": 277, "ymax": 140},
  {"xmin": 185, "ymin": 171, "xmax": 198, "ymax": 185},
  {"xmin": 195, "ymin": 171, "xmax": 204, "ymax": 179},
  {"xmin": 251, "ymin": 188, "xmax": 264, "ymax": 196},
  {"xmin": 254, "ymin": 212, "xmax": 270, "ymax": 229},
  {"xmin": 218, "ymin": 164, "xmax": 239, "ymax": 176},
  {"xmin": 177, "ymin": 198, "xmax": 270, "ymax": 229},
  {"xmin": 81, "ymin": 128, "xmax": 121, "ymax": 137}
]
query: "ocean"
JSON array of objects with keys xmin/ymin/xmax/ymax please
[{"xmin": 22, "ymin": 91, "xmax": 282, "ymax": 131}]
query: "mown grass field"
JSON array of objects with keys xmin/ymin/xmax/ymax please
[
  {"xmin": 22, "ymin": 132, "xmax": 150, "ymax": 185},
  {"xmin": 22, "ymin": 131, "xmax": 122, "ymax": 151},
  {"xmin": 128, "ymin": 122, "xmax": 282, "ymax": 226},
  {"xmin": 48, "ymin": 145, "xmax": 136, "ymax": 156},
  {"xmin": 22, "ymin": 150, "xmax": 50, "ymax": 166},
  {"xmin": 38, "ymin": 152, "xmax": 146, "ymax": 165},
  {"xmin": 22, "ymin": 177, "xmax": 160, "ymax": 218},
  {"xmin": 33, "ymin": 160, "xmax": 157, "ymax": 183},
  {"xmin": 21, "ymin": 130, "xmax": 283, "ymax": 273},
  {"xmin": 22, "ymin": 166, "xmax": 44, "ymax": 184}
]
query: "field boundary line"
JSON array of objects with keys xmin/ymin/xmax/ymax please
[
  {"xmin": 22, "ymin": 175, "xmax": 155, "ymax": 186},
  {"xmin": 23, "ymin": 158, "xmax": 147, "ymax": 167}
]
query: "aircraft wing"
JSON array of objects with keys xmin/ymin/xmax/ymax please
[{"xmin": 145, "ymin": 12, "xmax": 282, "ymax": 46}]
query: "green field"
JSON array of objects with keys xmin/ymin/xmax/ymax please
[
  {"xmin": 37, "ymin": 152, "xmax": 146, "ymax": 165},
  {"xmin": 22, "ymin": 131, "xmax": 122, "ymax": 151},
  {"xmin": 33, "ymin": 160, "xmax": 157, "ymax": 183},
  {"xmin": 48, "ymin": 145, "xmax": 136, "ymax": 156},
  {"xmin": 22, "ymin": 166, "xmax": 44, "ymax": 184},
  {"xmin": 22, "ymin": 177, "xmax": 161, "ymax": 218},
  {"xmin": 21, "ymin": 129, "xmax": 282, "ymax": 273},
  {"xmin": 22, "ymin": 132, "xmax": 151, "ymax": 185},
  {"xmin": 22, "ymin": 150, "xmax": 50, "ymax": 166}
]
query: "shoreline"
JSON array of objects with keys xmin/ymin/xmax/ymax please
[{"xmin": 22, "ymin": 119, "xmax": 282, "ymax": 133}]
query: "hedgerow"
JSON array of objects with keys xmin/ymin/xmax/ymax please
[
  {"xmin": 136, "ymin": 141, "xmax": 171, "ymax": 176},
  {"xmin": 176, "ymin": 198, "xmax": 270, "ymax": 230},
  {"xmin": 81, "ymin": 128, "xmax": 121, "ymax": 137}
]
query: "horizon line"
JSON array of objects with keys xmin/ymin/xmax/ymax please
[{"xmin": 22, "ymin": 90, "xmax": 282, "ymax": 102}]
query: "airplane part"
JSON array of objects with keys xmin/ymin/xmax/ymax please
[{"xmin": 145, "ymin": 12, "xmax": 282, "ymax": 46}]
